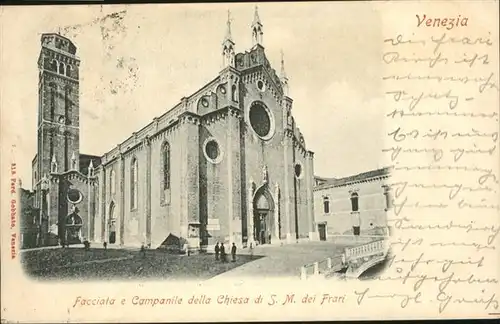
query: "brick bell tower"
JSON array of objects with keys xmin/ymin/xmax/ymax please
[
  {"xmin": 33, "ymin": 33, "xmax": 81, "ymax": 246},
  {"xmin": 36, "ymin": 33, "xmax": 81, "ymax": 179}
]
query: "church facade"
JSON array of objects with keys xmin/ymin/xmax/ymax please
[{"xmin": 28, "ymin": 8, "xmax": 317, "ymax": 250}]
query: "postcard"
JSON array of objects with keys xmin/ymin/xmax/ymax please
[{"xmin": 0, "ymin": 1, "xmax": 499, "ymax": 322}]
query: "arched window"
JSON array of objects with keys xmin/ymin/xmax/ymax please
[
  {"xmin": 109, "ymin": 202, "xmax": 116, "ymax": 229},
  {"xmin": 71, "ymin": 150, "xmax": 77, "ymax": 170},
  {"xmin": 231, "ymin": 85, "xmax": 237, "ymax": 101},
  {"xmin": 50, "ymin": 59, "xmax": 58, "ymax": 73},
  {"xmin": 48, "ymin": 129, "xmax": 54, "ymax": 168},
  {"xmin": 162, "ymin": 142, "xmax": 170, "ymax": 190},
  {"xmin": 130, "ymin": 157, "xmax": 138, "ymax": 210},
  {"xmin": 50, "ymin": 83, "xmax": 56, "ymax": 121},
  {"xmin": 64, "ymin": 87, "xmax": 70, "ymax": 122},
  {"xmin": 50, "ymin": 150, "xmax": 57, "ymax": 173},
  {"xmin": 350, "ymin": 192, "xmax": 359, "ymax": 212},
  {"xmin": 108, "ymin": 202, "xmax": 117, "ymax": 244},
  {"xmin": 64, "ymin": 132, "xmax": 69, "ymax": 170},
  {"xmin": 65, "ymin": 65, "xmax": 71, "ymax": 77},
  {"xmin": 110, "ymin": 169, "xmax": 116, "ymax": 195},
  {"xmin": 323, "ymin": 196, "xmax": 330, "ymax": 214},
  {"xmin": 58, "ymin": 62, "xmax": 65, "ymax": 75}
]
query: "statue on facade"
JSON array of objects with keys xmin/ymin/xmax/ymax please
[
  {"xmin": 262, "ymin": 165, "xmax": 268, "ymax": 184},
  {"xmin": 249, "ymin": 178, "xmax": 256, "ymax": 197}
]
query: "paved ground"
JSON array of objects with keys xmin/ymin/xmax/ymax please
[
  {"xmin": 21, "ymin": 241, "xmax": 349, "ymax": 281},
  {"xmin": 210, "ymin": 241, "xmax": 349, "ymax": 280}
]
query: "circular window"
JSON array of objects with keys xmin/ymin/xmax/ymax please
[
  {"xmin": 205, "ymin": 140, "xmax": 219, "ymax": 160},
  {"xmin": 256, "ymin": 80, "xmax": 265, "ymax": 92},
  {"xmin": 67, "ymin": 188, "xmax": 83, "ymax": 204},
  {"xmin": 294, "ymin": 162, "xmax": 303, "ymax": 179},
  {"xmin": 201, "ymin": 98, "xmax": 209, "ymax": 108},
  {"xmin": 249, "ymin": 102, "xmax": 274, "ymax": 139},
  {"xmin": 203, "ymin": 138, "xmax": 223, "ymax": 164},
  {"xmin": 219, "ymin": 85, "xmax": 226, "ymax": 94}
]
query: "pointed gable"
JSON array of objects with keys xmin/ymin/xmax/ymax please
[{"xmin": 235, "ymin": 45, "xmax": 284, "ymax": 96}]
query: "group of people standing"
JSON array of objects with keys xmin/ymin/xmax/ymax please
[{"xmin": 214, "ymin": 242, "xmax": 237, "ymax": 262}]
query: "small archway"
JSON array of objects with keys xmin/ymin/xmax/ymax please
[
  {"xmin": 349, "ymin": 255, "xmax": 387, "ymax": 278},
  {"xmin": 50, "ymin": 59, "xmax": 58, "ymax": 73},
  {"xmin": 65, "ymin": 211, "xmax": 83, "ymax": 244},
  {"xmin": 108, "ymin": 202, "xmax": 117, "ymax": 244},
  {"xmin": 58, "ymin": 62, "xmax": 66, "ymax": 75},
  {"xmin": 231, "ymin": 85, "xmax": 237, "ymax": 101},
  {"xmin": 252, "ymin": 186, "xmax": 275, "ymax": 244}
]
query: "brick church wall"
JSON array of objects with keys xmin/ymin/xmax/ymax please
[
  {"xmin": 199, "ymin": 115, "xmax": 232, "ymax": 245},
  {"xmin": 123, "ymin": 147, "xmax": 147, "ymax": 246},
  {"xmin": 150, "ymin": 128, "xmax": 182, "ymax": 247}
]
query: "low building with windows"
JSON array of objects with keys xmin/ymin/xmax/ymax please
[
  {"xmin": 313, "ymin": 167, "xmax": 392, "ymax": 241},
  {"xmin": 27, "ymin": 8, "xmax": 317, "ymax": 250}
]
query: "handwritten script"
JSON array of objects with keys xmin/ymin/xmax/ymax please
[{"xmin": 368, "ymin": 18, "xmax": 499, "ymax": 315}]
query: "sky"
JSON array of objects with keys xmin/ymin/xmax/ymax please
[{"xmin": 1, "ymin": 3, "xmax": 387, "ymax": 190}]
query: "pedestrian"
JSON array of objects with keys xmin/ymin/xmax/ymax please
[
  {"xmin": 103, "ymin": 241, "xmax": 108, "ymax": 250},
  {"xmin": 214, "ymin": 242, "xmax": 220, "ymax": 261},
  {"xmin": 231, "ymin": 243, "xmax": 237, "ymax": 262},
  {"xmin": 83, "ymin": 239, "xmax": 90, "ymax": 251},
  {"xmin": 220, "ymin": 243, "xmax": 226, "ymax": 262}
]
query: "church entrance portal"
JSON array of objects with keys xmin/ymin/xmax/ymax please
[
  {"xmin": 65, "ymin": 211, "xmax": 83, "ymax": 244},
  {"xmin": 253, "ymin": 188, "xmax": 275, "ymax": 245},
  {"xmin": 254, "ymin": 210, "xmax": 271, "ymax": 244}
]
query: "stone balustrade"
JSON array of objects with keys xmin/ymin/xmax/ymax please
[
  {"xmin": 299, "ymin": 238, "xmax": 389, "ymax": 280},
  {"xmin": 344, "ymin": 238, "xmax": 387, "ymax": 262}
]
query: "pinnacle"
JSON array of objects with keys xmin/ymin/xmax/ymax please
[
  {"xmin": 223, "ymin": 10, "xmax": 234, "ymax": 45},
  {"xmin": 280, "ymin": 50, "xmax": 288, "ymax": 80},
  {"xmin": 252, "ymin": 5, "xmax": 262, "ymax": 26}
]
